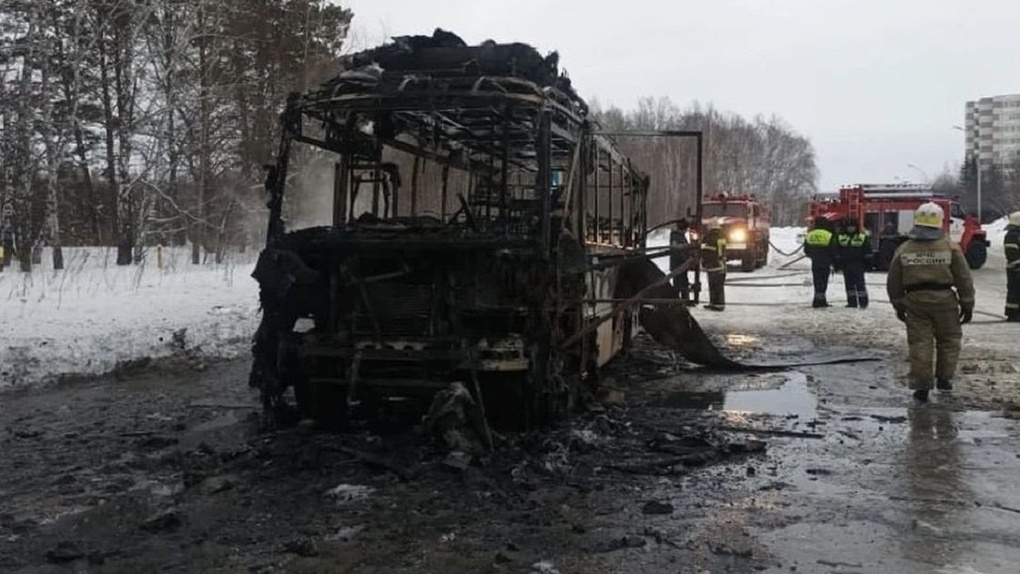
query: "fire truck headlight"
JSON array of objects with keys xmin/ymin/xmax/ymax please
[{"xmin": 729, "ymin": 228, "xmax": 747, "ymax": 243}]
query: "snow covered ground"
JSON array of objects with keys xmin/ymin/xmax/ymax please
[
  {"xmin": 1, "ymin": 218, "xmax": 1013, "ymax": 390},
  {"xmin": 0, "ymin": 247, "xmax": 259, "ymax": 388}
]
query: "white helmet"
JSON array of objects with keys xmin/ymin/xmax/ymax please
[
  {"xmin": 913, "ymin": 202, "xmax": 944, "ymax": 229},
  {"xmin": 1009, "ymin": 211, "xmax": 1020, "ymax": 227},
  {"xmin": 706, "ymin": 217, "xmax": 722, "ymax": 230}
]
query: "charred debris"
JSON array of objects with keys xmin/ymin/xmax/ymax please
[{"xmin": 248, "ymin": 29, "xmax": 721, "ymax": 433}]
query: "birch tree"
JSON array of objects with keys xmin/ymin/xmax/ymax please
[
  {"xmin": 0, "ymin": 0, "xmax": 44, "ymax": 271},
  {"xmin": 0, "ymin": 0, "xmax": 352, "ymax": 268}
]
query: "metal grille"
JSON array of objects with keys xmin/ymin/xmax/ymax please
[{"xmin": 352, "ymin": 282, "xmax": 435, "ymax": 336}]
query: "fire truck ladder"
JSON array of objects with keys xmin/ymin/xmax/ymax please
[{"xmin": 848, "ymin": 188, "xmax": 862, "ymax": 222}]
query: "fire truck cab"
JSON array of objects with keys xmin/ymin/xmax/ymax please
[
  {"xmin": 808, "ymin": 184, "xmax": 988, "ymax": 271},
  {"xmin": 701, "ymin": 192, "xmax": 770, "ymax": 271}
]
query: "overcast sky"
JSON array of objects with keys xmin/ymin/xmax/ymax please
[{"xmin": 342, "ymin": 0, "xmax": 1020, "ymax": 192}]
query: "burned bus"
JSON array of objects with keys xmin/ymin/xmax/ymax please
[{"xmin": 249, "ymin": 30, "xmax": 655, "ymax": 429}]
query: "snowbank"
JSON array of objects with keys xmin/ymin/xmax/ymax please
[
  {"xmin": 0, "ymin": 247, "xmax": 260, "ymax": 389},
  {"xmin": 984, "ymin": 217, "xmax": 1010, "ymax": 256}
]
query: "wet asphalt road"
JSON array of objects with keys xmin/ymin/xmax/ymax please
[
  {"xmin": 1, "ymin": 328, "xmax": 1019, "ymax": 573},
  {"xmin": 731, "ymin": 381, "xmax": 1020, "ymax": 574}
]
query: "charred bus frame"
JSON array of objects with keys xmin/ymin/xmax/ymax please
[{"xmin": 250, "ymin": 36, "xmax": 696, "ymax": 428}]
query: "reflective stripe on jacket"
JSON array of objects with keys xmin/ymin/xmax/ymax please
[
  {"xmin": 806, "ymin": 229, "xmax": 833, "ymax": 247},
  {"xmin": 701, "ymin": 230, "xmax": 726, "ymax": 272},
  {"xmin": 804, "ymin": 228, "xmax": 834, "ymax": 264},
  {"xmin": 1006, "ymin": 227, "xmax": 1020, "ymax": 271},
  {"xmin": 836, "ymin": 231, "xmax": 871, "ymax": 263},
  {"xmin": 837, "ymin": 232, "xmax": 867, "ymax": 248}
]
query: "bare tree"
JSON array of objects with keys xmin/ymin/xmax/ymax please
[
  {"xmin": 593, "ymin": 97, "xmax": 818, "ymax": 227},
  {"xmin": 0, "ymin": 0, "xmax": 353, "ymax": 268},
  {"xmin": 0, "ymin": 0, "xmax": 45, "ymax": 271}
]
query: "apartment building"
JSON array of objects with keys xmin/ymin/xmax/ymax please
[{"xmin": 964, "ymin": 93, "xmax": 1020, "ymax": 166}]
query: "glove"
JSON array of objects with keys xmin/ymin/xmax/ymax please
[
  {"xmin": 959, "ymin": 306, "xmax": 973, "ymax": 324},
  {"xmin": 894, "ymin": 304, "xmax": 907, "ymax": 322}
]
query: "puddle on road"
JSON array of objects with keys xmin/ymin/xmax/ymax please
[
  {"xmin": 724, "ymin": 373, "xmax": 817, "ymax": 419},
  {"xmin": 725, "ymin": 333, "xmax": 759, "ymax": 347},
  {"xmin": 662, "ymin": 372, "xmax": 818, "ymax": 419}
]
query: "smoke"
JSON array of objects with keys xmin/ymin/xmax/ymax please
[{"xmin": 284, "ymin": 145, "xmax": 337, "ymax": 231}]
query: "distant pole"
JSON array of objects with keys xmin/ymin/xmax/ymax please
[
  {"xmin": 906, "ymin": 163, "xmax": 929, "ymax": 183},
  {"xmin": 952, "ymin": 125, "xmax": 982, "ymax": 222},
  {"xmin": 976, "ymin": 162, "xmax": 982, "ymax": 223}
]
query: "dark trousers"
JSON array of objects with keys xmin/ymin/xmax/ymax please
[
  {"xmin": 811, "ymin": 261, "xmax": 830, "ymax": 306},
  {"xmin": 842, "ymin": 261, "xmax": 869, "ymax": 308},
  {"xmin": 1007, "ymin": 271, "xmax": 1020, "ymax": 319},
  {"xmin": 707, "ymin": 270, "xmax": 726, "ymax": 308}
]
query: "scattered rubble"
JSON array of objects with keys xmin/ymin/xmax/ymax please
[
  {"xmin": 281, "ymin": 538, "xmax": 319, "ymax": 557},
  {"xmin": 45, "ymin": 541, "xmax": 85, "ymax": 564},
  {"xmin": 530, "ymin": 561, "xmax": 563, "ymax": 574},
  {"xmin": 198, "ymin": 474, "xmax": 237, "ymax": 495},
  {"xmin": 326, "ymin": 524, "xmax": 366, "ymax": 542},
  {"xmin": 324, "ymin": 483, "xmax": 374, "ymax": 504},
  {"xmin": 139, "ymin": 509, "xmax": 181, "ymax": 533},
  {"xmin": 423, "ymin": 382, "xmax": 491, "ymax": 454},
  {"xmin": 641, "ymin": 500, "xmax": 675, "ymax": 515}
]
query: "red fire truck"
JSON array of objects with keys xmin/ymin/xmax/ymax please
[
  {"xmin": 701, "ymin": 193, "xmax": 771, "ymax": 271},
  {"xmin": 808, "ymin": 183, "xmax": 988, "ymax": 271}
]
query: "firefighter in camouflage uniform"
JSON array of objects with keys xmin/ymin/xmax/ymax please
[
  {"xmin": 701, "ymin": 218, "xmax": 727, "ymax": 311},
  {"xmin": 887, "ymin": 202, "xmax": 975, "ymax": 402},
  {"xmin": 1005, "ymin": 211, "xmax": 1020, "ymax": 322}
]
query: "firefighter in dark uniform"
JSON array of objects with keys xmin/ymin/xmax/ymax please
[
  {"xmin": 701, "ymin": 217, "xmax": 727, "ymax": 311},
  {"xmin": 836, "ymin": 216, "xmax": 872, "ymax": 308},
  {"xmin": 669, "ymin": 219, "xmax": 691, "ymax": 304},
  {"xmin": 887, "ymin": 202, "xmax": 975, "ymax": 402},
  {"xmin": 1005, "ymin": 211, "xmax": 1020, "ymax": 321},
  {"xmin": 804, "ymin": 217, "xmax": 836, "ymax": 307}
]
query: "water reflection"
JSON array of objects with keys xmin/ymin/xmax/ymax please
[
  {"xmin": 722, "ymin": 374, "xmax": 817, "ymax": 419},
  {"xmin": 900, "ymin": 406, "xmax": 969, "ymax": 568},
  {"xmin": 725, "ymin": 333, "xmax": 759, "ymax": 347},
  {"xmin": 659, "ymin": 373, "xmax": 818, "ymax": 419}
]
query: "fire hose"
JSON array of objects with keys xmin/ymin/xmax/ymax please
[
  {"xmin": 577, "ymin": 256, "xmax": 882, "ymax": 371},
  {"xmin": 717, "ymin": 299, "xmax": 1007, "ymax": 323},
  {"xmin": 768, "ymin": 240, "xmax": 803, "ymax": 257}
]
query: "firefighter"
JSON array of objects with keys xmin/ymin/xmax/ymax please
[
  {"xmin": 836, "ymin": 217, "xmax": 872, "ymax": 308},
  {"xmin": 701, "ymin": 217, "xmax": 727, "ymax": 311},
  {"xmin": 804, "ymin": 217, "xmax": 836, "ymax": 308},
  {"xmin": 886, "ymin": 202, "xmax": 975, "ymax": 402},
  {"xmin": 669, "ymin": 218, "xmax": 692, "ymax": 304},
  {"xmin": 1005, "ymin": 210, "xmax": 1020, "ymax": 321}
]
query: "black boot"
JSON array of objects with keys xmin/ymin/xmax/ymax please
[
  {"xmin": 812, "ymin": 299, "xmax": 829, "ymax": 308},
  {"xmin": 912, "ymin": 389, "xmax": 929, "ymax": 402},
  {"xmin": 859, "ymin": 296, "xmax": 869, "ymax": 309},
  {"xmin": 936, "ymin": 378, "xmax": 953, "ymax": 391},
  {"xmin": 845, "ymin": 292, "xmax": 858, "ymax": 308}
]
